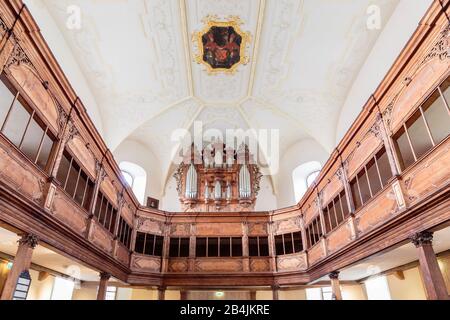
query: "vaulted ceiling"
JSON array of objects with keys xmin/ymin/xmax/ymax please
[{"xmin": 26, "ymin": 0, "xmax": 424, "ymax": 185}]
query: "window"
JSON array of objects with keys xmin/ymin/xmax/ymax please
[
  {"xmin": 195, "ymin": 237, "xmax": 242, "ymax": 257},
  {"xmin": 306, "ymin": 287, "xmax": 332, "ymax": 300},
  {"xmin": 119, "ymin": 161, "xmax": 147, "ymax": 205},
  {"xmin": 349, "ymin": 147, "xmax": 393, "ymax": 211},
  {"xmin": 0, "ymin": 73, "xmax": 56, "ymax": 171},
  {"xmin": 322, "ymin": 190, "xmax": 350, "ymax": 233},
  {"xmin": 274, "ymin": 232, "xmax": 303, "ymax": 256},
  {"xmin": 93, "ymin": 191, "xmax": 118, "ymax": 234},
  {"xmin": 292, "ymin": 161, "xmax": 322, "ymax": 202},
  {"xmin": 393, "ymin": 79, "xmax": 450, "ymax": 171},
  {"xmin": 305, "ymin": 216, "xmax": 323, "ymax": 249},
  {"xmin": 248, "ymin": 236, "xmax": 270, "ymax": 257},
  {"xmin": 105, "ymin": 286, "xmax": 117, "ymax": 300},
  {"xmin": 50, "ymin": 277, "xmax": 75, "ymax": 300},
  {"xmin": 134, "ymin": 232, "xmax": 164, "ymax": 256},
  {"xmin": 117, "ymin": 216, "xmax": 132, "ymax": 249},
  {"xmin": 56, "ymin": 150, "xmax": 95, "ymax": 212},
  {"xmin": 169, "ymin": 237, "xmax": 190, "ymax": 257},
  {"xmin": 307, "ymin": 171, "xmax": 321, "ymax": 188},
  {"xmin": 365, "ymin": 276, "xmax": 391, "ymax": 300}
]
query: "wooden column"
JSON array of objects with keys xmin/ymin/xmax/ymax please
[
  {"xmin": 329, "ymin": 271, "xmax": 342, "ymax": 300},
  {"xmin": 250, "ymin": 290, "xmax": 257, "ymax": 300},
  {"xmin": 411, "ymin": 231, "xmax": 449, "ymax": 300},
  {"xmin": 180, "ymin": 290, "xmax": 188, "ymax": 301},
  {"xmin": 272, "ymin": 285, "xmax": 280, "ymax": 300},
  {"xmin": 157, "ymin": 286, "xmax": 166, "ymax": 300},
  {"xmin": 0, "ymin": 234, "xmax": 38, "ymax": 300},
  {"xmin": 96, "ymin": 272, "xmax": 110, "ymax": 300}
]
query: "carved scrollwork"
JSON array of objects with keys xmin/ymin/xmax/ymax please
[
  {"xmin": 173, "ymin": 163, "xmax": 185, "ymax": 197},
  {"xmin": 421, "ymin": 23, "xmax": 450, "ymax": 66},
  {"xmin": 410, "ymin": 231, "xmax": 433, "ymax": 247},
  {"xmin": 56, "ymin": 102, "xmax": 68, "ymax": 135},
  {"xmin": 6, "ymin": 44, "xmax": 33, "ymax": 69},
  {"xmin": 251, "ymin": 165, "xmax": 262, "ymax": 197},
  {"xmin": 18, "ymin": 233, "xmax": 39, "ymax": 249}
]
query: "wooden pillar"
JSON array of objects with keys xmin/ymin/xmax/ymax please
[
  {"xmin": 158, "ymin": 286, "xmax": 166, "ymax": 300},
  {"xmin": 272, "ymin": 285, "xmax": 280, "ymax": 300},
  {"xmin": 250, "ymin": 290, "xmax": 257, "ymax": 300},
  {"xmin": 180, "ymin": 290, "xmax": 188, "ymax": 301},
  {"xmin": 329, "ymin": 271, "xmax": 342, "ymax": 300},
  {"xmin": 411, "ymin": 231, "xmax": 449, "ymax": 300},
  {"xmin": 0, "ymin": 234, "xmax": 38, "ymax": 300},
  {"xmin": 96, "ymin": 272, "xmax": 110, "ymax": 300}
]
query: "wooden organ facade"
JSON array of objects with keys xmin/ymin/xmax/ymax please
[
  {"xmin": 0, "ymin": 0, "xmax": 449, "ymax": 300},
  {"xmin": 174, "ymin": 142, "xmax": 262, "ymax": 212}
]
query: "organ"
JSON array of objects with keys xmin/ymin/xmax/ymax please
[{"xmin": 174, "ymin": 141, "xmax": 262, "ymax": 212}]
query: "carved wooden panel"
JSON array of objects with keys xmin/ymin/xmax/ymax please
[
  {"xmin": 115, "ymin": 242, "xmax": 130, "ymax": 266},
  {"xmin": 402, "ymin": 137, "xmax": 450, "ymax": 205},
  {"xmin": 326, "ymin": 221, "xmax": 353, "ymax": 254},
  {"xmin": 303, "ymin": 198, "xmax": 319, "ymax": 226},
  {"xmin": 67, "ymin": 136, "xmax": 97, "ymax": 179},
  {"xmin": 89, "ymin": 221, "xmax": 114, "ymax": 254},
  {"xmin": 247, "ymin": 222, "xmax": 268, "ymax": 236},
  {"xmin": 194, "ymin": 258, "xmax": 244, "ymax": 272},
  {"xmin": 0, "ymin": 40, "xmax": 14, "ymax": 71},
  {"xmin": 276, "ymin": 253, "xmax": 307, "ymax": 272},
  {"xmin": 273, "ymin": 217, "xmax": 301, "ymax": 235},
  {"xmin": 320, "ymin": 171, "xmax": 344, "ymax": 206},
  {"xmin": 249, "ymin": 258, "xmax": 271, "ymax": 272},
  {"xmin": 355, "ymin": 187, "xmax": 398, "ymax": 235},
  {"xmin": 170, "ymin": 223, "xmax": 191, "ymax": 236},
  {"xmin": 121, "ymin": 202, "xmax": 134, "ymax": 227},
  {"xmin": 100, "ymin": 175, "xmax": 118, "ymax": 207},
  {"xmin": 8, "ymin": 64, "xmax": 59, "ymax": 133},
  {"xmin": 132, "ymin": 254, "xmax": 161, "ymax": 273},
  {"xmin": 389, "ymin": 59, "xmax": 449, "ymax": 132},
  {"xmin": 168, "ymin": 258, "xmax": 189, "ymax": 272},
  {"xmin": 346, "ymin": 129, "xmax": 383, "ymax": 179},
  {"xmin": 195, "ymin": 223, "xmax": 242, "ymax": 236},
  {"xmin": 308, "ymin": 242, "xmax": 325, "ymax": 266},
  {"xmin": 137, "ymin": 216, "xmax": 164, "ymax": 235},
  {"xmin": 0, "ymin": 141, "xmax": 45, "ymax": 204},
  {"xmin": 51, "ymin": 190, "xmax": 88, "ymax": 236}
]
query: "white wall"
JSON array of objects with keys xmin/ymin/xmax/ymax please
[
  {"xmin": 335, "ymin": 0, "xmax": 433, "ymax": 143},
  {"xmin": 255, "ymin": 175, "xmax": 277, "ymax": 211},
  {"xmin": 24, "ymin": 0, "xmax": 104, "ymax": 135},
  {"xmin": 160, "ymin": 175, "xmax": 182, "ymax": 212},
  {"xmin": 113, "ymin": 139, "xmax": 163, "ymax": 203},
  {"xmin": 275, "ymin": 139, "xmax": 329, "ymax": 208}
]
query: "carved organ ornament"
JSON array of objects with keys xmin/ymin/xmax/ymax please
[{"xmin": 174, "ymin": 143, "xmax": 261, "ymax": 212}]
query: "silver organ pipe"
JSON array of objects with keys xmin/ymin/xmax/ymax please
[
  {"xmin": 239, "ymin": 165, "xmax": 251, "ymax": 199},
  {"xmin": 185, "ymin": 164, "xmax": 198, "ymax": 199}
]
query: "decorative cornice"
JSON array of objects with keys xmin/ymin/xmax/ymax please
[
  {"xmin": 410, "ymin": 231, "xmax": 433, "ymax": 247},
  {"xmin": 6, "ymin": 44, "xmax": 33, "ymax": 69},
  {"xmin": 99, "ymin": 272, "xmax": 111, "ymax": 281},
  {"xmin": 329, "ymin": 271, "xmax": 340, "ymax": 279},
  {"xmin": 18, "ymin": 233, "xmax": 39, "ymax": 249}
]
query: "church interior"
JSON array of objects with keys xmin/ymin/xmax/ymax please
[{"xmin": 0, "ymin": 0, "xmax": 449, "ymax": 301}]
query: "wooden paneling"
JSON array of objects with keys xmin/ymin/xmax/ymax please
[
  {"xmin": 168, "ymin": 258, "xmax": 189, "ymax": 273},
  {"xmin": 273, "ymin": 217, "xmax": 301, "ymax": 235},
  {"xmin": 402, "ymin": 137, "xmax": 450, "ymax": 205},
  {"xmin": 195, "ymin": 223, "xmax": 243, "ymax": 236},
  {"xmin": 137, "ymin": 216, "xmax": 165, "ymax": 235},
  {"xmin": 247, "ymin": 222, "xmax": 268, "ymax": 236},
  {"xmin": 131, "ymin": 254, "xmax": 161, "ymax": 273},
  {"xmin": 249, "ymin": 257, "xmax": 271, "ymax": 272},
  {"xmin": 115, "ymin": 242, "xmax": 130, "ymax": 266},
  {"xmin": 308, "ymin": 242, "xmax": 325, "ymax": 266},
  {"xmin": 88, "ymin": 220, "xmax": 114, "ymax": 254},
  {"xmin": 354, "ymin": 186, "xmax": 398, "ymax": 235},
  {"xmin": 194, "ymin": 258, "xmax": 244, "ymax": 272},
  {"xmin": 67, "ymin": 136, "xmax": 97, "ymax": 179},
  {"xmin": 8, "ymin": 64, "xmax": 59, "ymax": 134},
  {"xmin": 50, "ymin": 189, "xmax": 88, "ymax": 236},
  {"xmin": 0, "ymin": 138, "xmax": 45, "ymax": 204},
  {"xmin": 276, "ymin": 252, "xmax": 307, "ymax": 272},
  {"xmin": 326, "ymin": 221, "xmax": 353, "ymax": 254},
  {"xmin": 320, "ymin": 170, "xmax": 344, "ymax": 206}
]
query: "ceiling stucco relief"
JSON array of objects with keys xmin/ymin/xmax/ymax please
[{"xmin": 30, "ymin": 0, "xmax": 406, "ymax": 194}]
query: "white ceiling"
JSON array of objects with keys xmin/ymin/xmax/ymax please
[{"xmin": 25, "ymin": 0, "xmax": 412, "ymax": 182}]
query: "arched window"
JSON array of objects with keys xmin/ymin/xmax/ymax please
[
  {"xmin": 306, "ymin": 170, "xmax": 321, "ymax": 188},
  {"xmin": 119, "ymin": 161, "xmax": 147, "ymax": 205},
  {"xmin": 292, "ymin": 161, "xmax": 322, "ymax": 203}
]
